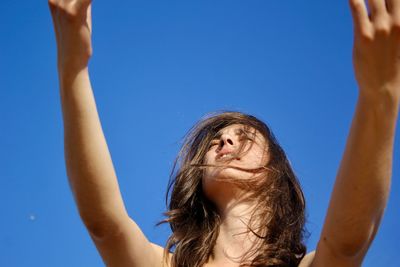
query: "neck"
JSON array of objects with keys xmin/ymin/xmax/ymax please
[{"xmin": 207, "ymin": 194, "xmax": 263, "ymax": 266}]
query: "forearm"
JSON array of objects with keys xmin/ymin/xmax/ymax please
[
  {"xmin": 319, "ymin": 90, "xmax": 399, "ymax": 257},
  {"xmin": 60, "ymin": 68, "xmax": 128, "ymax": 233}
]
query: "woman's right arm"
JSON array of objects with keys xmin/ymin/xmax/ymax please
[{"xmin": 48, "ymin": 1, "xmax": 168, "ymax": 266}]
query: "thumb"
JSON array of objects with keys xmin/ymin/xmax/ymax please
[
  {"xmin": 76, "ymin": 0, "xmax": 92, "ymax": 10},
  {"xmin": 86, "ymin": 4, "xmax": 92, "ymax": 33}
]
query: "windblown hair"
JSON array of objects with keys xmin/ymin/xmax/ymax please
[{"xmin": 158, "ymin": 111, "xmax": 307, "ymax": 267}]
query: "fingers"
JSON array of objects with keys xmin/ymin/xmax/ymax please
[
  {"xmin": 86, "ymin": 4, "xmax": 92, "ymax": 33},
  {"xmin": 76, "ymin": 0, "xmax": 91, "ymax": 10},
  {"xmin": 367, "ymin": 0, "xmax": 388, "ymax": 20},
  {"xmin": 348, "ymin": 0, "xmax": 400, "ymax": 37},
  {"xmin": 48, "ymin": 0, "xmax": 61, "ymax": 47},
  {"xmin": 349, "ymin": 0, "xmax": 372, "ymax": 35},
  {"xmin": 387, "ymin": 0, "xmax": 400, "ymax": 16},
  {"xmin": 48, "ymin": 0, "xmax": 91, "ymax": 18}
]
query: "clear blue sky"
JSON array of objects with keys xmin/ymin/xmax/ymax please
[{"xmin": 0, "ymin": 0, "xmax": 399, "ymax": 266}]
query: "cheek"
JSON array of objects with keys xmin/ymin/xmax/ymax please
[
  {"xmin": 203, "ymin": 152, "xmax": 216, "ymax": 179},
  {"xmin": 243, "ymin": 149, "xmax": 268, "ymax": 167},
  {"xmin": 254, "ymin": 151, "xmax": 266, "ymax": 164},
  {"xmin": 204, "ymin": 151, "xmax": 214, "ymax": 164}
]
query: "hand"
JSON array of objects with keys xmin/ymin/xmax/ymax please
[
  {"xmin": 48, "ymin": 0, "xmax": 92, "ymax": 75},
  {"xmin": 349, "ymin": 0, "xmax": 400, "ymax": 101}
]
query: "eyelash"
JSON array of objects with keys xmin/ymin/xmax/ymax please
[
  {"xmin": 209, "ymin": 141, "xmax": 219, "ymax": 148},
  {"xmin": 208, "ymin": 132, "xmax": 254, "ymax": 149}
]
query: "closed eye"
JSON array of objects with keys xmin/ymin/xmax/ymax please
[
  {"xmin": 208, "ymin": 140, "xmax": 219, "ymax": 149},
  {"xmin": 237, "ymin": 129, "xmax": 255, "ymax": 142}
]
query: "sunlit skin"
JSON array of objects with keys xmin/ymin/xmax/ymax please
[
  {"xmin": 202, "ymin": 124, "xmax": 272, "ymax": 265},
  {"xmin": 49, "ymin": 0, "xmax": 400, "ymax": 266},
  {"xmin": 202, "ymin": 124, "xmax": 269, "ymax": 211},
  {"xmin": 204, "ymin": 124, "xmax": 269, "ymax": 179}
]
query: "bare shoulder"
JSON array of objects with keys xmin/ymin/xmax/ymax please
[
  {"xmin": 151, "ymin": 242, "xmax": 173, "ymax": 267},
  {"xmin": 298, "ymin": 251, "xmax": 315, "ymax": 267}
]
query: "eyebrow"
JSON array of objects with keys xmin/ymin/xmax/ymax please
[{"xmin": 212, "ymin": 132, "xmax": 222, "ymax": 140}]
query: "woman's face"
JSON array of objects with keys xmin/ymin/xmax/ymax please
[{"xmin": 202, "ymin": 124, "xmax": 269, "ymax": 194}]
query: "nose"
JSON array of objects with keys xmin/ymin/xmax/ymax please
[{"xmin": 218, "ymin": 134, "xmax": 235, "ymax": 150}]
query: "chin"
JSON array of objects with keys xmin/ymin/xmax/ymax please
[{"xmin": 204, "ymin": 166, "xmax": 251, "ymax": 183}]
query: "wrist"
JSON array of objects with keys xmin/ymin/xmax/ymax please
[
  {"xmin": 58, "ymin": 55, "xmax": 90, "ymax": 73},
  {"xmin": 58, "ymin": 67, "xmax": 90, "ymax": 90},
  {"xmin": 357, "ymin": 88, "xmax": 399, "ymax": 120},
  {"xmin": 359, "ymin": 84, "xmax": 399, "ymax": 105}
]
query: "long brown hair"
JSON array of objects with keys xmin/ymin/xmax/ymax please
[{"xmin": 158, "ymin": 111, "xmax": 307, "ymax": 267}]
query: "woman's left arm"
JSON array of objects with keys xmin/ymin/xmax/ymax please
[{"xmin": 312, "ymin": 1, "xmax": 400, "ymax": 266}]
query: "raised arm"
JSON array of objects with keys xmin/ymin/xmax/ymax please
[
  {"xmin": 312, "ymin": 1, "xmax": 400, "ymax": 266},
  {"xmin": 48, "ymin": 1, "xmax": 167, "ymax": 266}
]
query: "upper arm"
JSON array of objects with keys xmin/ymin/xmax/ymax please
[
  {"xmin": 310, "ymin": 242, "xmax": 367, "ymax": 267},
  {"xmin": 300, "ymin": 248, "xmax": 365, "ymax": 267},
  {"xmin": 89, "ymin": 216, "xmax": 168, "ymax": 267}
]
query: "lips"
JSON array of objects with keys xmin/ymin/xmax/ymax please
[{"xmin": 216, "ymin": 149, "xmax": 240, "ymax": 161}]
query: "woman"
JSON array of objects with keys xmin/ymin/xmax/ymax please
[
  {"xmin": 48, "ymin": 0, "xmax": 400, "ymax": 266},
  {"xmin": 160, "ymin": 112, "xmax": 307, "ymax": 266}
]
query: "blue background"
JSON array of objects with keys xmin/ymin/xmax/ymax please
[{"xmin": 0, "ymin": 0, "xmax": 399, "ymax": 266}]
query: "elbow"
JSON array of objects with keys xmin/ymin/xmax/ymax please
[
  {"xmin": 74, "ymin": 201, "xmax": 129, "ymax": 241},
  {"xmin": 330, "ymin": 239, "xmax": 369, "ymax": 259},
  {"xmin": 79, "ymin": 210, "xmax": 125, "ymax": 241},
  {"xmin": 83, "ymin": 219, "xmax": 122, "ymax": 241},
  {"xmin": 321, "ymin": 224, "xmax": 379, "ymax": 259}
]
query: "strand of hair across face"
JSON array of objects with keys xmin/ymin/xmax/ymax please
[{"xmin": 190, "ymin": 163, "xmax": 280, "ymax": 174}]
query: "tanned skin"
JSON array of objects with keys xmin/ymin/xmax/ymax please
[{"xmin": 48, "ymin": 0, "xmax": 399, "ymax": 266}]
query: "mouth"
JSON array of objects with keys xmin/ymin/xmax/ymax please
[{"xmin": 217, "ymin": 152, "xmax": 240, "ymax": 161}]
